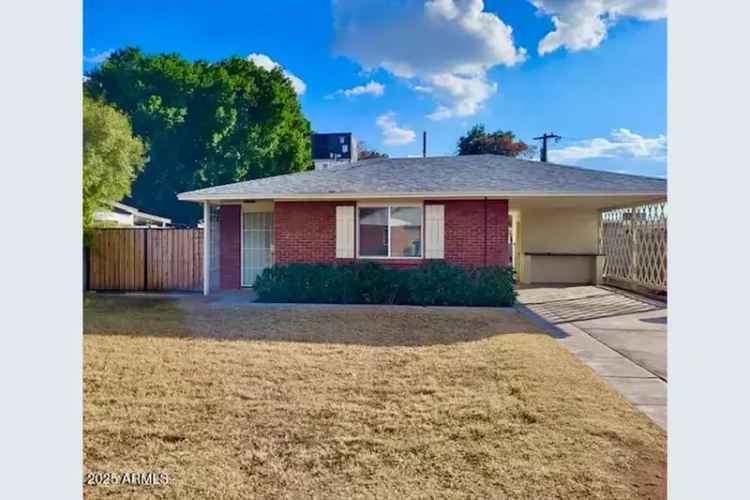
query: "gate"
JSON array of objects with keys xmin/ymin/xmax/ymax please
[
  {"xmin": 600, "ymin": 201, "xmax": 667, "ymax": 292},
  {"xmin": 88, "ymin": 228, "xmax": 203, "ymax": 291}
]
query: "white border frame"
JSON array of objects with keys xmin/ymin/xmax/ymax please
[{"xmin": 355, "ymin": 201, "xmax": 425, "ymax": 260}]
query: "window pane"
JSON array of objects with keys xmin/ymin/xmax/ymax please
[
  {"xmin": 359, "ymin": 207, "xmax": 388, "ymax": 256},
  {"xmin": 390, "ymin": 207, "xmax": 422, "ymax": 257}
]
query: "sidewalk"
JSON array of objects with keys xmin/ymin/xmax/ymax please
[{"xmin": 516, "ymin": 285, "xmax": 667, "ymax": 430}]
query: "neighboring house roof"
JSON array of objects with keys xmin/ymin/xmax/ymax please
[
  {"xmin": 111, "ymin": 202, "xmax": 172, "ymax": 224},
  {"xmin": 94, "ymin": 202, "xmax": 172, "ymax": 226},
  {"xmin": 178, "ymin": 154, "xmax": 667, "ymax": 201}
]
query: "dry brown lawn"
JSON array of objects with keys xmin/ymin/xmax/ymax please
[{"xmin": 84, "ymin": 294, "xmax": 666, "ymax": 499}]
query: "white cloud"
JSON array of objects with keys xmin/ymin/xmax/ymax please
[
  {"xmin": 247, "ymin": 53, "xmax": 307, "ymax": 95},
  {"xmin": 328, "ymin": 80, "xmax": 385, "ymax": 99},
  {"xmin": 548, "ymin": 128, "xmax": 667, "ymax": 163},
  {"xmin": 376, "ymin": 112, "xmax": 417, "ymax": 145},
  {"xmin": 529, "ymin": 0, "xmax": 667, "ymax": 54},
  {"xmin": 333, "ymin": 0, "xmax": 526, "ymax": 119},
  {"xmin": 425, "ymin": 72, "xmax": 497, "ymax": 119},
  {"xmin": 83, "ymin": 49, "xmax": 113, "ymax": 64},
  {"xmin": 412, "ymin": 85, "xmax": 434, "ymax": 93}
]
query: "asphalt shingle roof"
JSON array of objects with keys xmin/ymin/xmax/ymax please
[{"xmin": 178, "ymin": 154, "xmax": 666, "ymax": 200}]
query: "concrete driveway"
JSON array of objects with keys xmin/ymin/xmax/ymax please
[
  {"xmin": 575, "ymin": 306, "xmax": 666, "ymax": 380},
  {"xmin": 516, "ymin": 285, "xmax": 667, "ymax": 428}
]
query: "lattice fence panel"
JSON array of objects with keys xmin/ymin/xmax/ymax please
[{"xmin": 600, "ymin": 201, "xmax": 667, "ymax": 292}]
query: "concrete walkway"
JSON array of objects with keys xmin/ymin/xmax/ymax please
[{"xmin": 516, "ymin": 285, "xmax": 667, "ymax": 430}]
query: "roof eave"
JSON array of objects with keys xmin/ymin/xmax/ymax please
[{"xmin": 177, "ymin": 191, "xmax": 667, "ymax": 203}]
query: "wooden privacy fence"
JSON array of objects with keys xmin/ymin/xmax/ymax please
[
  {"xmin": 600, "ymin": 201, "xmax": 667, "ymax": 293},
  {"xmin": 88, "ymin": 228, "xmax": 203, "ymax": 291}
]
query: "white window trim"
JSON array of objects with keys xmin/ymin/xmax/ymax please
[
  {"xmin": 424, "ymin": 204, "xmax": 445, "ymax": 259},
  {"xmin": 355, "ymin": 201, "xmax": 425, "ymax": 260},
  {"xmin": 336, "ymin": 205, "xmax": 355, "ymax": 258}
]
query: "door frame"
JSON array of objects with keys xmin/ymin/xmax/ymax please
[{"xmin": 240, "ymin": 201, "xmax": 275, "ymax": 287}]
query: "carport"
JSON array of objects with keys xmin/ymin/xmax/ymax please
[{"xmin": 510, "ymin": 197, "xmax": 667, "ymax": 293}]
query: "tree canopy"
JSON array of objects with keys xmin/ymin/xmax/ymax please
[
  {"xmin": 84, "ymin": 48, "xmax": 312, "ymax": 223},
  {"xmin": 83, "ymin": 96, "xmax": 146, "ymax": 239},
  {"xmin": 457, "ymin": 125, "xmax": 534, "ymax": 158}
]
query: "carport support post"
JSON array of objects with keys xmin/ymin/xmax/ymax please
[
  {"xmin": 203, "ymin": 201, "xmax": 210, "ymax": 296},
  {"xmin": 595, "ymin": 255, "xmax": 605, "ymax": 285}
]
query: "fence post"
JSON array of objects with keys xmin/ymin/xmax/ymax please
[{"xmin": 143, "ymin": 229, "xmax": 149, "ymax": 291}]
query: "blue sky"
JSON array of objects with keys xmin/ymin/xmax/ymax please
[{"xmin": 84, "ymin": 0, "xmax": 666, "ymax": 177}]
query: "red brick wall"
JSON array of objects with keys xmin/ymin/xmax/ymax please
[
  {"xmin": 485, "ymin": 200, "xmax": 509, "ymax": 266},
  {"xmin": 219, "ymin": 205, "xmax": 241, "ymax": 289},
  {"xmin": 430, "ymin": 199, "xmax": 509, "ymax": 267},
  {"xmin": 273, "ymin": 200, "xmax": 509, "ymax": 268},
  {"xmin": 274, "ymin": 201, "xmax": 350, "ymax": 264}
]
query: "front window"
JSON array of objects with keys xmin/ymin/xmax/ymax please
[{"xmin": 358, "ymin": 205, "xmax": 422, "ymax": 258}]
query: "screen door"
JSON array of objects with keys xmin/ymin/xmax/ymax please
[{"xmin": 242, "ymin": 211, "xmax": 274, "ymax": 286}]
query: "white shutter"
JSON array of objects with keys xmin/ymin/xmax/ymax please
[
  {"xmin": 336, "ymin": 206, "xmax": 354, "ymax": 258},
  {"xmin": 425, "ymin": 204, "xmax": 444, "ymax": 259}
]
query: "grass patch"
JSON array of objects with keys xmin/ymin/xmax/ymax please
[{"xmin": 84, "ymin": 294, "xmax": 666, "ymax": 499}]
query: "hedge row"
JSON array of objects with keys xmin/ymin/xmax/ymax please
[{"xmin": 253, "ymin": 261, "xmax": 516, "ymax": 306}]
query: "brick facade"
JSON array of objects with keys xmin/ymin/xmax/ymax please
[
  {"xmin": 274, "ymin": 201, "xmax": 350, "ymax": 264},
  {"xmin": 219, "ymin": 205, "xmax": 241, "ymax": 289},
  {"xmin": 272, "ymin": 199, "xmax": 509, "ymax": 268},
  {"xmin": 436, "ymin": 199, "xmax": 509, "ymax": 267}
]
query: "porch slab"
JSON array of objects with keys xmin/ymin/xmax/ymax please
[{"xmin": 205, "ymin": 288, "xmax": 258, "ymax": 305}]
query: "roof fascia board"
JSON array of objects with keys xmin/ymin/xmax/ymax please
[{"xmin": 178, "ymin": 191, "xmax": 667, "ymax": 202}]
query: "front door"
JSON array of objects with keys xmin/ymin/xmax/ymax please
[{"xmin": 242, "ymin": 211, "xmax": 274, "ymax": 286}]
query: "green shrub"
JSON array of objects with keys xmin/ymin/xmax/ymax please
[
  {"xmin": 410, "ymin": 261, "xmax": 471, "ymax": 305},
  {"xmin": 254, "ymin": 262, "xmax": 516, "ymax": 307},
  {"xmin": 471, "ymin": 266, "xmax": 516, "ymax": 306}
]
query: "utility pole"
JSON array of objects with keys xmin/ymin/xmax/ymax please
[
  {"xmin": 422, "ymin": 131, "xmax": 427, "ymax": 158},
  {"xmin": 533, "ymin": 132, "xmax": 561, "ymax": 162}
]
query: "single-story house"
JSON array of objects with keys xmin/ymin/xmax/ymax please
[
  {"xmin": 93, "ymin": 202, "xmax": 172, "ymax": 228},
  {"xmin": 177, "ymin": 154, "xmax": 667, "ymax": 295}
]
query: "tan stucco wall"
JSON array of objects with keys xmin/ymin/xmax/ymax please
[
  {"xmin": 522, "ymin": 255, "xmax": 596, "ymax": 283},
  {"xmin": 521, "ymin": 208, "xmax": 599, "ymax": 253},
  {"xmin": 241, "ymin": 200, "xmax": 275, "ymax": 213},
  {"xmin": 516, "ymin": 207, "xmax": 600, "ymax": 284}
]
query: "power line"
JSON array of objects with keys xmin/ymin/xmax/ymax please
[{"xmin": 533, "ymin": 132, "xmax": 561, "ymax": 162}]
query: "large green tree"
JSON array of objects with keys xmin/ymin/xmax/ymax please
[
  {"xmin": 84, "ymin": 48, "xmax": 312, "ymax": 223},
  {"xmin": 457, "ymin": 125, "xmax": 535, "ymax": 158},
  {"xmin": 83, "ymin": 96, "xmax": 146, "ymax": 239}
]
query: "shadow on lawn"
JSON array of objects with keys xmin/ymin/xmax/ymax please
[{"xmin": 83, "ymin": 293, "xmax": 542, "ymax": 347}]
